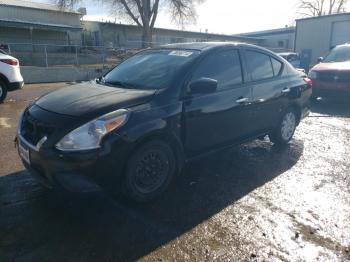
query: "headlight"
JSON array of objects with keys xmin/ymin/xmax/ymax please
[
  {"xmin": 308, "ymin": 70, "xmax": 318, "ymax": 79},
  {"xmin": 56, "ymin": 109, "xmax": 129, "ymax": 151}
]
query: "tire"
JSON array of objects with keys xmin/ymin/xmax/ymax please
[
  {"xmin": 0, "ymin": 80, "xmax": 8, "ymax": 103},
  {"xmin": 269, "ymin": 108, "xmax": 297, "ymax": 145},
  {"xmin": 123, "ymin": 140, "xmax": 177, "ymax": 202}
]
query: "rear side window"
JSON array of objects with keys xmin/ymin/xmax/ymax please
[
  {"xmin": 271, "ymin": 58, "xmax": 283, "ymax": 76},
  {"xmin": 246, "ymin": 51, "xmax": 274, "ymax": 81},
  {"xmin": 191, "ymin": 49, "xmax": 243, "ymax": 90}
]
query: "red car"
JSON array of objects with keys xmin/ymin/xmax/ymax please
[{"xmin": 308, "ymin": 44, "xmax": 350, "ymax": 99}]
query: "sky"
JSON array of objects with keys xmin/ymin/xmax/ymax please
[{"xmin": 31, "ymin": 0, "xmax": 347, "ymax": 34}]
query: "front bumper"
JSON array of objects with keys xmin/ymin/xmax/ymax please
[
  {"xmin": 8, "ymin": 81, "xmax": 24, "ymax": 91},
  {"xmin": 17, "ymin": 134, "xmax": 132, "ymax": 192},
  {"xmin": 312, "ymin": 80, "xmax": 350, "ymax": 99},
  {"xmin": 312, "ymin": 88, "xmax": 350, "ymax": 99}
]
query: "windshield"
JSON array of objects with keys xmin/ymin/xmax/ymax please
[
  {"xmin": 103, "ymin": 49, "xmax": 200, "ymax": 90},
  {"xmin": 324, "ymin": 45, "xmax": 350, "ymax": 63}
]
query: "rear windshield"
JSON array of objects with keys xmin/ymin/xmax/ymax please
[
  {"xmin": 324, "ymin": 45, "xmax": 350, "ymax": 63},
  {"xmin": 103, "ymin": 49, "xmax": 200, "ymax": 90}
]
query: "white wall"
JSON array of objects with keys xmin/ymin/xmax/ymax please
[{"xmin": 295, "ymin": 13, "xmax": 350, "ymax": 64}]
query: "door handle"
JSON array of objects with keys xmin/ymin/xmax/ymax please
[
  {"xmin": 282, "ymin": 88, "xmax": 291, "ymax": 93},
  {"xmin": 236, "ymin": 97, "xmax": 249, "ymax": 103}
]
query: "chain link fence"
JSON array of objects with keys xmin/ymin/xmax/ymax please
[
  {"xmin": 1, "ymin": 43, "xmax": 141, "ymax": 68},
  {"xmin": 0, "ymin": 42, "xmax": 294, "ymax": 68}
]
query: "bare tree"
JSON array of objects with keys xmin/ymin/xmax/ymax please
[
  {"xmin": 53, "ymin": 0, "xmax": 81, "ymax": 9},
  {"xmin": 53, "ymin": 0, "xmax": 204, "ymax": 46},
  {"xmin": 104, "ymin": 0, "xmax": 205, "ymax": 47},
  {"xmin": 298, "ymin": 0, "xmax": 348, "ymax": 17}
]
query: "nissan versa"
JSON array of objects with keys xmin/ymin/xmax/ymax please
[{"xmin": 16, "ymin": 43, "xmax": 312, "ymax": 202}]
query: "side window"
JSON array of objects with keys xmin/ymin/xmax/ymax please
[
  {"xmin": 191, "ymin": 49, "xmax": 243, "ymax": 91},
  {"xmin": 246, "ymin": 51, "xmax": 274, "ymax": 81},
  {"xmin": 271, "ymin": 57, "xmax": 283, "ymax": 76}
]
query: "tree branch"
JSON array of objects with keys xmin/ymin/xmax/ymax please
[
  {"xmin": 102, "ymin": 0, "xmax": 205, "ymax": 46},
  {"xmin": 150, "ymin": 0, "xmax": 160, "ymax": 29},
  {"xmin": 120, "ymin": 0, "xmax": 142, "ymax": 26},
  {"xmin": 298, "ymin": 0, "xmax": 348, "ymax": 17}
]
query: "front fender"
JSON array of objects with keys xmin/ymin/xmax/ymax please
[
  {"xmin": 115, "ymin": 101, "xmax": 185, "ymax": 170},
  {"xmin": 118, "ymin": 102, "xmax": 183, "ymax": 143}
]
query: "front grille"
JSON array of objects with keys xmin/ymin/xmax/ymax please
[
  {"xmin": 318, "ymin": 71, "xmax": 350, "ymax": 83},
  {"xmin": 21, "ymin": 110, "xmax": 55, "ymax": 145}
]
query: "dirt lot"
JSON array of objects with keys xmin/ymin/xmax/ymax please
[{"xmin": 0, "ymin": 83, "xmax": 350, "ymax": 261}]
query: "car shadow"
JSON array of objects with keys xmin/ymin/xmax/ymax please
[
  {"xmin": 311, "ymin": 99, "xmax": 350, "ymax": 118},
  {"xmin": 0, "ymin": 139, "xmax": 304, "ymax": 262}
]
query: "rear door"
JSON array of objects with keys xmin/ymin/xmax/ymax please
[
  {"xmin": 243, "ymin": 49, "xmax": 289, "ymax": 133},
  {"xmin": 183, "ymin": 48, "xmax": 254, "ymax": 155}
]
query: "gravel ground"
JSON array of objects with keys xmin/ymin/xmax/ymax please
[{"xmin": 0, "ymin": 83, "xmax": 349, "ymax": 262}]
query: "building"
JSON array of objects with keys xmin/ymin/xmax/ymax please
[
  {"xmin": 0, "ymin": 0, "xmax": 83, "ymax": 46},
  {"xmin": 82, "ymin": 21, "xmax": 261, "ymax": 48},
  {"xmin": 295, "ymin": 12, "xmax": 350, "ymax": 67},
  {"xmin": 0, "ymin": 0, "xmax": 261, "ymax": 49},
  {"xmin": 237, "ymin": 27, "xmax": 296, "ymax": 52}
]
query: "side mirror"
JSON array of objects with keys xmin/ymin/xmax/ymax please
[
  {"xmin": 317, "ymin": 57, "xmax": 324, "ymax": 63},
  {"xmin": 189, "ymin": 78, "xmax": 218, "ymax": 94}
]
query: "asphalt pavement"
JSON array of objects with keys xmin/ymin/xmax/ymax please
[{"xmin": 0, "ymin": 83, "xmax": 349, "ymax": 261}]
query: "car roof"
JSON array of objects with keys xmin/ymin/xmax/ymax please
[{"xmin": 160, "ymin": 42, "xmax": 269, "ymax": 52}]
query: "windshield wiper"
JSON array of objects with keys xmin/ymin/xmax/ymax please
[
  {"xmin": 105, "ymin": 81, "xmax": 147, "ymax": 90},
  {"xmin": 96, "ymin": 77, "xmax": 133, "ymax": 87},
  {"xmin": 104, "ymin": 80, "xmax": 130, "ymax": 88}
]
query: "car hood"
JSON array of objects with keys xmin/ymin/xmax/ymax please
[
  {"xmin": 35, "ymin": 82, "xmax": 157, "ymax": 118},
  {"xmin": 312, "ymin": 61, "xmax": 350, "ymax": 71}
]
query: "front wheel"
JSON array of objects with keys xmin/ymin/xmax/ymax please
[
  {"xmin": 0, "ymin": 80, "xmax": 8, "ymax": 103},
  {"xmin": 269, "ymin": 109, "xmax": 297, "ymax": 145},
  {"xmin": 123, "ymin": 140, "xmax": 177, "ymax": 202}
]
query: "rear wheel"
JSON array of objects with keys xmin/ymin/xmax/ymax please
[
  {"xmin": 269, "ymin": 108, "xmax": 297, "ymax": 145},
  {"xmin": 0, "ymin": 80, "xmax": 8, "ymax": 103},
  {"xmin": 123, "ymin": 140, "xmax": 176, "ymax": 202}
]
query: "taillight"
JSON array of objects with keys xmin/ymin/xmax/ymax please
[
  {"xmin": 0, "ymin": 59, "xmax": 18, "ymax": 66},
  {"xmin": 303, "ymin": 77, "xmax": 312, "ymax": 87}
]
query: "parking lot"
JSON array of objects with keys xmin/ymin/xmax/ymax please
[{"xmin": 0, "ymin": 83, "xmax": 350, "ymax": 261}]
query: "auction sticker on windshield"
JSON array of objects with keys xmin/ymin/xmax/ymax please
[{"xmin": 168, "ymin": 50, "xmax": 194, "ymax": 57}]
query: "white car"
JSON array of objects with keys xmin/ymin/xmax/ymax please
[{"xmin": 0, "ymin": 50, "xmax": 24, "ymax": 103}]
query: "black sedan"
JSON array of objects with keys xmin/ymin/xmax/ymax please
[{"xmin": 16, "ymin": 42, "xmax": 312, "ymax": 202}]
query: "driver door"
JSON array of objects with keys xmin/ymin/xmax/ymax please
[{"xmin": 183, "ymin": 48, "xmax": 254, "ymax": 155}]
